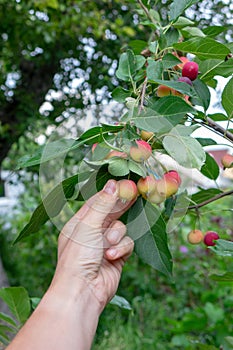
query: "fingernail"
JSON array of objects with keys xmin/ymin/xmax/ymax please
[
  {"xmin": 103, "ymin": 180, "xmax": 116, "ymax": 195},
  {"xmin": 107, "ymin": 230, "xmax": 120, "ymax": 243},
  {"xmin": 107, "ymin": 248, "xmax": 117, "ymax": 258}
]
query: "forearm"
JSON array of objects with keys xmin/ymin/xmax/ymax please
[{"xmin": 7, "ymin": 274, "xmax": 101, "ymax": 350}]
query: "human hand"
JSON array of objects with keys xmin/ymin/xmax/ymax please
[{"xmin": 54, "ymin": 179, "xmax": 135, "ymax": 311}]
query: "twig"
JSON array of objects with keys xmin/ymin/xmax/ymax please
[
  {"xmin": 137, "ymin": 0, "xmax": 154, "ymax": 23},
  {"xmin": 205, "ymin": 117, "xmax": 233, "ymax": 142},
  {"xmin": 188, "ymin": 189, "xmax": 233, "ymax": 210},
  {"xmin": 139, "ymin": 77, "xmax": 148, "ymax": 113}
]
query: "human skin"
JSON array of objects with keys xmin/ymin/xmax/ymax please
[{"xmin": 6, "ymin": 180, "xmax": 135, "ymax": 350}]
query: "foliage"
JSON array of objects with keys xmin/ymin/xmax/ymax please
[
  {"xmin": 1, "ymin": 0, "xmax": 233, "ymax": 348},
  {"xmin": 13, "ymin": 0, "xmax": 233, "ymax": 277}
]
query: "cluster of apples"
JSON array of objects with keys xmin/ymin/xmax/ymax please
[
  {"xmin": 117, "ymin": 170, "xmax": 181, "ymax": 203},
  {"xmin": 102, "ymin": 139, "xmax": 182, "ymax": 203},
  {"xmin": 187, "ymin": 229, "xmax": 220, "ymax": 247},
  {"xmin": 157, "ymin": 54, "xmax": 199, "ymax": 99}
]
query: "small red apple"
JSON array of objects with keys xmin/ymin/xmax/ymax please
[
  {"xmin": 129, "ymin": 140, "xmax": 152, "ymax": 163},
  {"xmin": 117, "ymin": 179, "xmax": 138, "ymax": 201},
  {"xmin": 203, "ymin": 231, "xmax": 219, "ymax": 246},
  {"xmin": 182, "ymin": 61, "xmax": 199, "ymax": 81},
  {"xmin": 164, "ymin": 170, "xmax": 181, "ymax": 186}
]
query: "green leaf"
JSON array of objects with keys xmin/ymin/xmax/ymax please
[
  {"xmin": 210, "ymin": 272, "xmax": 233, "ymax": 282},
  {"xmin": 150, "ymin": 95, "xmax": 196, "ymax": 117},
  {"xmin": 169, "ymin": 0, "xmax": 199, "ymax": 21},
  {"xmin": 128, "ymin": 160, "xmax": 147, "ymax": 177},
  {"xmin": 76, "ymin": 166, "xmax": 113, "ymax": 201},
  {"xmin": 222, "ymin": 76, "xmax": 233, "ymax": 119},
  {"xmin": 133, "ymin": 97, "xmax": 195, "ymax": 134},
  {"xmin": 173, "ymin": 37, "xmax": 230, "ymax": 60},
  {"xmin": 199, "ymin": 58, "xmax": 233, "ymax": 82},
  {"xmin": 146, "ymin": 59, "xmax": 163, "ymax": 81},
  {"xmin": 210, "ymin": 239, "xmax": 233, "ymax": 257},
  {"xmin": 0, "ymin": 287, "xmax": 30, "ymax": 325},
  {"xmin": 163, "ymin": 134, "xmax": 206, "ymax": 169},
  {"xmin": 111, "ymin": 87, "xmax": 131, "ymax": 103},
  {"xmin": 108, "ymin": 159, "xmax": 129, "ymax": 177},
  {"xmin": 204, "ymin": 302, "xmax": 224, "ymax": 324},
  {"xmin": 128, "ymin": 40, "xmax": 147, "ymax": 54},
  {"xmin": 203, "ymin": 25, "xmax": 228, "ymax": 38},
  {"xmin": 181, "ymin": 26, "xmax": 206, "ymax": 38},
  {"xmin": 173, "ymin": 16, "xmax": 195, "ymax": 29},
  {"xmin": 206, "ymin": 113, "xmax": 228, "ymax": 122},
  {"xmin": 0, "ymin": 312, "xmax": 17, "ymax": 327},
  {"xmin": 162, "ymin": 53, "xmax": 182, "ymax": 69},
  {"xmin": 14, "ymin": 172, "xmax": 90, "ymax": 243},
  {"xmin": 192, "ymin": 78, "xmax": 211, "ymax": 110},
  {"xmin": 126, "ymin": 198, "xmax": 173, "ymax": 277},
  {"xmin": 153, "ymin": 79, "xmax": 194, "ymax": 96},
  {"xmin": 110, "ymin": 295, "xmax": 132, "ymax": 310},
  {"xmin": 201, "ymin": 153, "xmax": 219, "ymax": 180},
  {"xmin": 196, "ymin": 137, "xmax": 217, "ymax": 146},
  {"xmin": 116, "ymin": 50, "xmax": 136, "ymax": 82},
  {"xmin": 191, "ymin": 188, "xmax": 223, "ymax": 205},
  {"xmin": 17, "ymin": 125, "xmax": 123, "ymax": 168}
]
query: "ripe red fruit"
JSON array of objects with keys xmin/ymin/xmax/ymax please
[
  {"xmin": 129, "ymin": 140, "xmax": 152, "ymax": 163},
  {"xmin": 178, "ymin": 76, "xmax": 193, "ymax": 86},
  {"xmin": 117, "ymin": 179, "xmax": 138, "ymax": 201},
  {"xmin": 221, "ymin": 154, "xmax": 233, "ymax": 168},
  {"xmin": 156, "ymin": 178, "xmax": 179, "ymax": 198},
  {"xmin": 182, "ymin": 61, "xmax": 199, "ymax": 81},
  {"xmin": 164, "ymin": 170, "xmax": 181, "ymax": 186},
  {"xmin": 187, "ymin": 229, "xmax": 204, "ymax": 245},
  {"xmin": 203, "ymin": 231, "xmax": 220, "ymax": 246}
]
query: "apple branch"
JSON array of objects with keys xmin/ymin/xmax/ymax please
[
  {"xmin": 196, "ymin": 116, "xmax": 233, "ymax": 143},
  {"xmin": 188, "ymin": 189, "xmax": 233, "ymax": 210}
]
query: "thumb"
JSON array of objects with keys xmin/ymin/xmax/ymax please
[{"xmin": 80, "ymin": 180, "xmax": 119, "ymax": 228}]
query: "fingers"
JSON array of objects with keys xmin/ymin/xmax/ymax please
[
  {"xmin": 104, "ymin": 220, "xmax": 126, "ymax": 246},
  {"xmin": 105, "ymin": 236, "xmax": 134, "ymax": 262}
]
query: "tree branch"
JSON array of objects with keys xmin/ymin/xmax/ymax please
[
  {"xmin": 199, "ymin": 116, "xmax": 233, "ymax": 142},
  {"xmin": 188, "ymin": 189, "xmax": 233, "ymax": 210}
]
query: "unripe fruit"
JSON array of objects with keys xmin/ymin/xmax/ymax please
[
  {"xmin": 178, "ymin": 76, "xmax": 193, "ymax": 86},
  {"xmin": 129, "ymin": 140, "xmax": 152, "ymax": 163},
  {"xmin": 221, "ymin": 154, "xmax": 233, "ymax": 168},
  {"xmin": 203, "ymin": 231, "xmax": 219, "ymax": 246},
  {"xmin": 157, "ymin": 85, "xmax": 172, "ymax": 97},
  {"xmin": 187, "ymin": 229, "xmax": 204, "ymax": 245},
  {"xmin": 164, "ymin": 170, "xmax": 181, "ymax": 186},
  {"xmin": 141, "ymin": 130, "xmax": 154, "ymax": 141},
  {"xmin": 182, "ymin": 61, "xmax": 199, "ymax": 81},
  {"xmin": 156, "ymin": 178, "xmax": 179, "ymax": 198},
  {"xmin": 117, "ymin": 179, "xmax": 138, "ymax": 201},
  {"xmin": 137, "ymin": 176, "xmax": 157, "ymax": 198},
  {"xmin": 147, "ymin": 188, "xmax": 165, "ymax": 204},
  {"xmin": 106, "ymin": 150, "xmax": 128, "ymax": 159}
]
